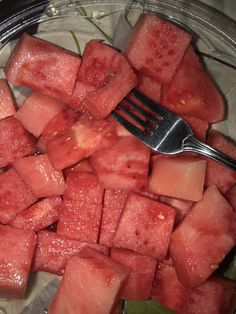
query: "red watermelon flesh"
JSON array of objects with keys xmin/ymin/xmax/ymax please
[
  {"xmin": 9, "ymin": 196, "xmax": 62, "ymax": 232},
  {"xmin": 226, "ymin": 184, "xmax": 236, "ymax": 212},
  {"xmin": 91, "ymin": 136, "xmax": 150, "ymax": 191},
  {"xmin": 161, "ymin": 64, "xmax": 225, "ymax": 123},
  {"xmin": 183, "ymin": 115, "xmax": 208, "ymax": 142},
  {"xmin": 170, "ymin": 185, "xmax": 236, "ymax": 288},
  {"xmin": 124, "ymin": 13, "xmax": 191, "ymax": 84},
  {"xmin": 0, "ymin": 168, "xmax": 37, "ymax": 224},
  {"xmin": 32, "ymin": 231, "xmax": 108, "ymax": 275},
  {"xmin": 0, "ymin": 116, "xmax": 36, "ymax": 168},
  {"xmin": 5, "ymin": 33, "xmax": 81, "ymax": 103},
  {"xmin": 64, "ymin": 159, "xmax": 93, "ymax": 176},
  {"xmin": 112, "ymin": 193, "xmax": 176, "ymax": 260},
  {"xmin": 46, "ymin": 116, "xmax": 117, "ymax": 170},
  {"xmin": 57, "ymin": 200, "xmax": 103, "ymax": 243},
  {"xmin": 181, "ymin": 45, "xmax": 203, "ymax": 70},
  {"xmin": 13, "ymin": 154, "xmax": 65, "ymax": 198},
  {"xmin": 0, "ymin": 79, "xmax": 16, "ymax": 120},
  {"xmin": 77, "ymin": 40, "xmax": 137, "ymax": 119},
  {"xmin": 69, "ymin": 80, "xmax": 96, "ymax": 111},
  {"xmin": 48, "ymin": 248, "xmax": 130, "ymax": 314},
  {"xmin": 64, "ymin": 172, "xmax": 104, "ymax": 204},
  {"xmin": 111, "ymin": 248, "xmax": 157, "ymax": 300},
  {"xmin": 37, "ymin": 107, "xmax": 80, "ymax": 152},
  {"xmin": 99, "ymin": 189, "xmax": 128, "ymax": 247},
  {"xmin": 151, "ymin": 263, "xmax": 189, "ymax": 312},
  {"xmin": 0, "ymin": 225, "xmax": 37, "ymax": 298},
  {"xmin": 15, "ymin": 91, "xmax": 65, "ymax": 137},
  {"xmin": 205, "ymin": 130, "xmax": 236, "ymax": 193},
  {"xmin": 136, "ymin": 72, "xmax": 161, "ymax": 103}
]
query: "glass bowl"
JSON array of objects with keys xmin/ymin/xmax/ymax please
[{"xmin": 0, "ymin": 0, "xmax": 235, "ymax": 313}]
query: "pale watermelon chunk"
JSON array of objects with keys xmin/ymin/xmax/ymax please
[
  {"xmin": 32, "ymin": 231, "xmax": 108, "ymax": 275},
  {"xmin": 0, "ymin": 79, "xmax": 16, "ymax": 120},
  {"xmin": 0, "ymin": 225, "xmax": 36, "ymax": 298},
  {"xmin": 9, "ymin": 196, "xmax": 62, "ymax": 232},
  {"xmin": 124, "ymin": 13, "xmax": 191, "ymax": 84},
  {"xmin": 149, "ymin": 156, "xmax": 206, "ymax": 201},
  {"xmin": 112, "ymin": 193, "xmax": 176, "ymax": 260},
  {"xmin": 48, "ymin": 248, "xmax": 130, "ymax": 314},
  {"xmin": 0, "ymin": 168, "xmax": 37, "ymax": 224},
  {"xmin": 99, "ymin": 189, "xmax": 128, "ymax": 247},
  {"xmin": 111, "ymin": 248, "xmax": 157, "ymax": 300},
  {"xmin": 13, "ymin": 154, "xmax": 65, "ymax": 198},
  {"xmin": 170, "ymin": 185, "xmax": 236, "ymax": 288},
  {"xmin": 5, "ymin": 34, "xmax": 81, "ymax": 103},
  {"xmin": 57, "ymin": 200, "xmax": 103, "ymax": 243},
  {"xmin": 15, "ymin": 91, "xmax": 65, "ymax": 137}
]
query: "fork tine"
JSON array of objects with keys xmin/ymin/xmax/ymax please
[
  {"xmin": 111, "ymin": 111, "xmax": 148, "ymax": 143},
  {"xmin": 131, "ymin": 89, "xmax": 174, "ymax": 119}
]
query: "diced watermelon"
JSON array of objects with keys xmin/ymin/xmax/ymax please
[
  {"xmin": 57, "ymin": 200, "xmax": 103, "ymax": 243},
  {"xmin": 111, "ymin": 248, "xmax": 157, "ymax": 300},
  {"xmin": 5, "ymin": 33, "xmax": 81, "ymax": 103},
  {"xmin": 48, "ymin": 248, "xmax": 130, "ymax": 314},
  {"xmin": 226, "ymin": 184, "xmax": 236, "ymax": 212},
  {"xmin": 183, "ymin": 115, "xmax": 208, "ymax": 142},
  {"xmin": 0, "ymin": 79, "xmax": 16, "ymax": 120},
  {"xmin": 91, "ymin": 136, "xmax": 150, "ymax": 190},
  {"xmin": 205, "ymin": 130, "xmax": 236, "ymax": 193},
  {"xmin": 170, "ymin": 185, "xmax": 236, "ymax": 288},
  {"xmin": 76, "ymin": 40, "xmax": 137, "ymax": 119},
  {"xmin": 46, "ymin": 117, "xmax": 117, "ymax": 170},
  {"xmin": 0, "ymin": 116, "xmax": 36, "ymax": 168},
  {"xmin": 13, "ymin": 154, "xmax": 65, "ymax": 198},
  {"xmin": 64, "ymin": 172, "xmax": 104, "ymax": 204},
  {"xmin": 99, "ymin": 189, "xmax": 128, "ymax": 247},
  {"xmin": 15, "ymin": 91, "xmax": 65, "ymax": 137},
  {"xmin": 112, "ymin": 193, "xmax": 176, "ymax": 260},
  {"xmin": 9, "ymin": 196, "xmax": 62, "ymax": 232},
  {"xmin": 32, "ymin": 231, "xmax": 108, "ymax": 275},
  {"xmin": 0, "ymin": 225, "xmax": 36, "ymax": 298},
  {"xmin": 149, "ymin": 156, "xmax": 206, "ymax": 201},
  {"xmin": 69, "ymin": 80, "xmax": 96, "ymax": 111},
  {"xmin": 136, "ymin": 72, "xmax": 161, "ymax": 103},
  {"xmin": 151, "ymin": 263, "xmax": 189, "ymax": 312},
  {"xmin": 124, "ymin": 13, "xmax": 191, "ymax": 84},
  {"xmin": 161, "ymin": 64, "xmax": 225, "ymax": 123},
  {"xmin": 37, "ymin": 107, "xmax": 80, "ymax": 152},
  {"xmin": 0, "ymin": 168, "xmax": 37, "ymax": 224},
  {"xmin": 64, "ymin": 159, "xmax": 93, "ymax": 176},
  {"xmin": 181, "ymin": 45, "xmax": 203, "ymax": 69}
]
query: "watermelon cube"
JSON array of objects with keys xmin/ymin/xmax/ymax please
[
  {"xmin": 64, "ymin": 172, "xmax": 104, "ymax": 204},
  {"xmin": 15, "ymin": 91, "xmax": 65, "ymax": 137},
  {"xmin": 69, "ymin": 80, "xmax": 96, "ymax": 112},
  {"xmin": 136, "ymin": 72, "xmax": 161, "ymax": 103},
  {"xmin": 205, "ymin": 130, "xmax": 236, "ymax": 193},
  {"xmin": 99, "ymin": 189, "xmax": 128, "ymax": 247},
  {"xmin": 0, "ymin": 225, "xmax": 36, "ymax": 298},
  {"xmin": 37, "ymin": 107, "xmax": 80, "ymax": 152},
  {"xmin": 10, "ymin": 196, "xmax": 62, "ymax": 232},
  {"xmin": 181, "ymin": 45, "xmax": 203, "ymax": 69},
  {"xmin": 5, "ymin": 33, "xmax": 81, "ymax": 103},
  {"xmin": 182, "ymin": 115, "xmax": 208, "ymax": 142},
  {"xmin": 32, "ymin": 231, "xmax": 108, "ymax": 275},
  {"xmin": 161, "ymin": 64, "xmax": 225, "ymax": 123},
  {"xmin": 48, "ymin": 248, "xmax": 130, "ymax": 314},
  {"xmin": 170, "ymin": 185, "xmax": 236, "ymax": 288},
  {"xmin": 13, "ymin": 154, "xmax": 65, "ymax": 198},
  {"xmin": 226, "ymin": 184, "xmax": 236, "ymax": 212},
  {"xmin": 0, "ymin": 116, "xmax": 36, "ymax": 168},
  {"xmin": 124, "ymin": 13, "xmax": 191, "ymax": 84},
  {"xmin": 149, "ymin": 156, "xmax": 206, "ymax": 201},
  {"xmin": 112, "ymin": 193, "xmax": 176, "ymax": 260},
  {"xmin": 46, "ymin": 116, "xmax": 117, "ymax": 170},
  {"xmin": 0, "ymin": 168, "xmax": 37, "ymax": 224},
  {"xmin": 0, "ymin": 79, "xmax": 16, "ymax": 120},
  {"xmin": 57, "ymin": 200, "xmax": 103, "ymax": 243},
  {"xmin": 91, "ymin": 136, "xmax": 150, "ymax": 191},
  {"xmin": 76, "ymin": 40, "xmax": 137, "ymax": 119},
  {"xmin": 111, "ymin": 248, "xmax": 157, "ymax": 300},
  {"xmin": 151, "ymin": 263, "xmax": 189, "ymax": 312}
]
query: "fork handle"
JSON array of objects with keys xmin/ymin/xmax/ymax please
[{"xmin": 183, "ymin": 135, "xmax": 236, "ymax": 171}]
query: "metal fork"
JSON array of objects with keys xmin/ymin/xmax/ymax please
[{"xmin": 112, "ymin": 89, "xmax": 236, "ymax": 171}]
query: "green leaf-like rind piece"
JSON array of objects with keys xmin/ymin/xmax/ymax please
[{"xmin": 126, "ymin": 300, "xmax": 175, "ymax": 314}]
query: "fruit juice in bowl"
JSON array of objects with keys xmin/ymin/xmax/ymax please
[{"xmin": 0, "ymin": 0, "xmax": 236, "ymax": 313}]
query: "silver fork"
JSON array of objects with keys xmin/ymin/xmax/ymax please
[{"xmin": 112, "ymin": 89, "xmax": 236, "ymax": 171}]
